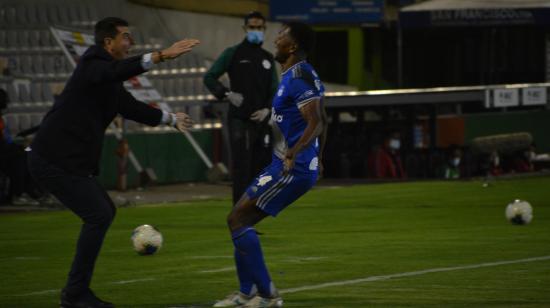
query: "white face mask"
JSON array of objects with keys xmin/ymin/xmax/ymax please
[
  {"xmin": 452, "ymin": 157, "xmax": 461, "ymax": 167},
  {"xmin": 389, "ymin": 139, "xmax": 400, "ymax": 150}
]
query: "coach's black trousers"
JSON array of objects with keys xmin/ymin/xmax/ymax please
[{"xmin": 27, "ymin": 151, "xmax": 116, "ymax": 296}]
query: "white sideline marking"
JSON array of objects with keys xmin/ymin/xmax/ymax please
[
  {"xmin": 110, "ymin": 278, "xmax": 156, "ymax": 285},
  {"xmin": 14, "ymin": 289, "xmax": 59, "ymax": 296},
  {"xmin": 286, "ymin": 256, "xmax": 328, "ymax": 262},
  {"xmin": 189, "ymin": 255, "xmax": 233, "ymax": 259},
  {"xmin": 199, "ymin": 267, "xmax": 234, "ymax": 273},
  {"xmin": 13, "ymin": 278, "xmax": 156, "ymax": 296},
  {"xmin": 13, "ymin": 255, "xmax": 550, "ymax": 297},
  {"xmin": 197, "ymin": 256, "xmax": 329, "ymax": 273},
  {"xmin": 280, "ymin": 255, "xmax": 550, "ymax": 294}
]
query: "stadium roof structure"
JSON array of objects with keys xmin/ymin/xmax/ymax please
[{"xmin": 399, "ymin": 0, "xmax": 550, "ymax": 28}]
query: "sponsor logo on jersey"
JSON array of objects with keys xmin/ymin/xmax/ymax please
[
  {"xmin": 271, "ymin": 107, "xmax": 283, "ymax": 123},
  {"xmin": 262, "ymin": 59, "xmax": 271, "ymax": 69}
]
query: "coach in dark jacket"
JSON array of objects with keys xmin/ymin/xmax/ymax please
[{"xmin": 28, "ymin": 17, "xmax": 199, "ymax": 308}]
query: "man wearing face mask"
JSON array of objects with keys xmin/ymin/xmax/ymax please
[
  {"xmin": 204, "ymin": 11, "xmax": 278, "ymax": 205},
  {"xmin": 368, "ymin": 132, "xmax": 406, "ymax": 179}
]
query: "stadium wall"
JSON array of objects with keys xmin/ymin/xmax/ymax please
[{"xmin": 98, "ymin": 131, "xmax": 213, "ymax": 188}]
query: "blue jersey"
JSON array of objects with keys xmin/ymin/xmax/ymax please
[{"xmin": 270, "ymin": 61, "xmax": 324, "ymax": 174}]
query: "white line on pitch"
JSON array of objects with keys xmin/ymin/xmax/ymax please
[
  {"xmin": 280, "ymin": 255, "xmax": 550, "ymax": 294},
  {"xmin": 198, "ymin": 267, "xmax": 234, "ymax": 273},
  {"xmin": 14, "ymin": 289, "xmax": 59, "ymax": 297},
  {"xmin": 188, "ymin": 255, "xmax": 233, "ymax": 259},
  {"xmin": 110, "ymin": 278, "xmax": 156, "ymax": 285},
  {"xmin": 12, "ymin": 278, "xmax": 157, "ymax": 296}
]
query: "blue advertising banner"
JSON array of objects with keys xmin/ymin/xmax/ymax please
[{"xmin": 270, "ymin": 0, "xmax": 384, "ymax": 25}]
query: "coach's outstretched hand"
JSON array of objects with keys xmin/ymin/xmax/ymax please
[
  {"xmin": 161, "ymin": 39, "xmax": 200, "ymax": 60},
  {"xmin": 174, "ymin": 112, "xmax": 194, "ymax": 132}
]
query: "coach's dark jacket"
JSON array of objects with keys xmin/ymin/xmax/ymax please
[{"xmin": 31, "ymin": 45, "xmax": 162, "ymax": 177}]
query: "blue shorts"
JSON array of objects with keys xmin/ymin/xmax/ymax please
[{"xmin": 245, "ymin": 160, "xmax": 318, "ymax": 217}]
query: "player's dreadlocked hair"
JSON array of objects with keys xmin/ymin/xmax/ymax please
[
  {"xmin": 94, "ymin": 17, "xmax": 129, "ymax": 46},
  {"xmin": 284, "ymin": 22, "xmax": 316, "ymax": 56}
]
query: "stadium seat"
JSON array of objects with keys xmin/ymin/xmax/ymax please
[
  {"xmin": 21, "ymin": 55, "xmax": 33, "ymax": 75},
  {"xmin": 41, "ymin": 82, "xmax": 54, "ymax": 102},
  {"xmin": 6, "ymin": 30, "xmax": 17, "ymax": 49},
  {"xmin": 37, "ymin": 3, "xmax": 49, "ymax": 25},
  {"xmin": 15, "ymin": 3, "xmax": 27, "ymax": 25},
  {"xmin": 29, "ymin": 83, "xmax": 42, "ymax": 103},
  {"xmin": 5, "ymin": 5, "xmax": 16, "ymax": 26},
  {"xmin": 0, "ymin": 30, "xmax": 6, "ymax": 50},
  {"xmin": 18, "ymin": 83, "xmax": 31, "ymax": 103},
  {"xmin": 6, "ymin": 83, "xmax": 18, "ymax": 104},
  {"xmin": 26, "ymin": 3, "xmax": 39, "ymax": 25},
  {"xmin": 47, "ymin": 4, "xmax": 60, "ymax": 25},
  {"xmin": 58, "ymin": 5, "xmax": 70, "ymax": 25},
  {"xmin": 29, "ymin": 30, "xmax": 41, "ymax": 49},
  {"xmin": 19, "ymin": 30, "xmax": 31, "ymax": 49}
]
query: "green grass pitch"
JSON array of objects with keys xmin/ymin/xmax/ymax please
[{"xmin": 1, "ymin": 177, "xmax": 550, "ymax": 307}]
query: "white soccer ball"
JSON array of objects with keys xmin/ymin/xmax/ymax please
[
  {"xmin": 505, "ymin": 200, "xmax": 533, "ymax": 225},
  {"xmin": 131, "ymin": 224, "xmax": 163, "ymax": 255}
]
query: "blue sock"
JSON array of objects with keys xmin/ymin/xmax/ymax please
[
  {"xmin": 234, "ymin": 248, "xmax": 257, "ymax": 296},
  {"xmin": 232, "ymin": 227, "xmax": 274, "ymax": 297}
]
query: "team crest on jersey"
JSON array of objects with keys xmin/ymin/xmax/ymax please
[
  {"xmin": 257, "ymin": 175, "xmax": 273, "ymax": 186},
  {"xmin": 277, "ymin": 86, "xmax": 285, "ymax": 97},
  {"xmin": 262, "ymin": 59, "xmax": 271, "ymax": 69}
]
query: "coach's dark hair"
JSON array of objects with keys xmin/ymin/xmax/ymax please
[
  {"xmin": 284, "ymin": 22, "xmax": 315, "ymax": 56},
  {"xmin": 244, "ymin": 11, "xmax": 265, "ymax": 25},
  {"xmin": 94, "ymin": 17, "xmax": 129, "ymax": 46}
]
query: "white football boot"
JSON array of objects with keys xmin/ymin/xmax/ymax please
[
  {"xmin": 242, "ymin": 295, "xmax": 283, "ymax": 308},
  {"xmin": 213, "ymin": 291, "xmax": 253, "ymax": 307}
]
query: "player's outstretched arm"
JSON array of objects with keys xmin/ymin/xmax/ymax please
[{"xmin": 283, "ymin": 98, "xmax": 324, "ymax": 174}]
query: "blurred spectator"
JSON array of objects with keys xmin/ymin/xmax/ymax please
[
  {"xmin": 511, "ymin": 143, "xmax": 536, "ymax": 173},
  {"xmin": 444, "ymin": 146, "xmax": 462, "ymax": 179},
  {"xmin": 368, "ymin": 132, "xmax": 406, "ymax": 179},
  {"xmin": 488, "ymin": 150, "xmax": 503, "ymax": 176},
  {"xmin": 0, "ymin": 89, "xmax": 43, "ymax": 205}
]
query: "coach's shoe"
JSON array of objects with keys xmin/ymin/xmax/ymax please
[
  {"xmin": 60, "ymin": 288, "xmax": 114, "ymax": 308},
  {"xmin": 242, "ymin": 294, "xmax": 283, "ymax": 308},
  {"xmin": 213, "ymin": 291, "xmax": 253, "ymax": 307}
]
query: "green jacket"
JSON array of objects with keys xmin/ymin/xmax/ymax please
[{"xmin": 204, "ymin": 39, "xmax": 278, "ymax": 120}]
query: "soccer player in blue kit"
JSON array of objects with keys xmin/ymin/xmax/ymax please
[{"xmin": 214, "ymin": 22, "xmax": 327, "ymax": 308}]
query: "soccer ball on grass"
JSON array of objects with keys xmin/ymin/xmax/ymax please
[
  {"xmin": 505, "ymin": 200, "xmax": 533, "ymax": 225},
  {"xmin": 131, "ymin": 224, "xmax": 163, "ymax": 255}
]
